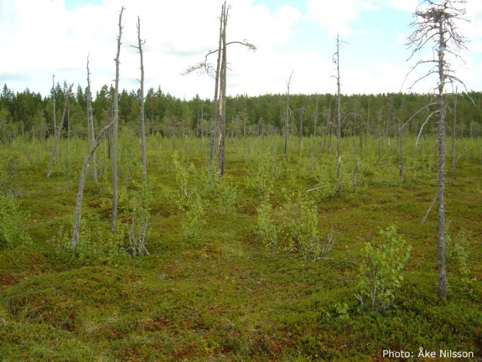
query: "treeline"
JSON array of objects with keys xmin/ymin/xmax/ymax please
[{"xmin": 1, "ymin": 82, "xmax": 481, "ymax": 142}]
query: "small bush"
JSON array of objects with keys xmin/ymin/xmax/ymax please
[
  {"xmin": 0, "ymin": 191, "xmax": 31, "ymax": 248},
  {"xmin": 445, "ymin": 222, "xmax": 474, "ymax": 289},
  {"xmin": 356, "ymin": 225, "xmax": 411, "ymax": 311},
  {"xmin": 165, "ymin": 152, "xmax": 205, "ymax": 239},
  {"xmin": 127, "ymin": 180, "xmax": 153, "ymax": 256},
  {"xmin": 255, "ymin": 189, "xmax": 334, "ymax": 262},
  {"xmin": 198, "ymin": 168, "xmax": 238, "ymax": 214}
]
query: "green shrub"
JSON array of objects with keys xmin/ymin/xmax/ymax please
[
  {"xmin": 54, "ymin": 216, "xmax": 125, "ymax": 263},
  {"xmin": 245, "ymin": 152, "xmax": 274, "ymax": 200},
  {"xmin": 255, "ymin": 201, "xmax": 279, "ymax": 251},
  {"xmin": 127, "ymin": 180, "xmax": 153, "ymax": 256},
  {"xmin": 356, "ymin": 225, "xmax": 411, "ymax": 310},
  {"xmin": 198, "ymin": 168, "xmax": 238, "ymax": 214},
  {"xmin": 165, "ymin": 152, "xmax": 205, "ymax": 239},
  {"xmin": 255, "ymin": 189, "xmax": 334, "ymax": 262},
  {"xmin": 445, "ymin": 222, "xmax": 474, "ymax": 289},
  {"xmin": 0, "ymin": 191, "xmax": 31, "ymax": 249}
]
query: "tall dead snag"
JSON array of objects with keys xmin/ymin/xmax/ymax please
[
  {"xmin": 217, "ymin": 2, "xmax": 228, "ymax": 176},
  {"xmin": 407, "ymin": 0, "xmax": 469, "ymax": 299},
  {"xmin": 71, "ymin": 118, "xmax": 118, "ymax": 249},
  {"xmin": 86, "ymin": 55, "xmax": 97, "ymax": 184},
  {"xmin": 284, "ymin": 70, "xmax": 293, "ymax": 158},
  {"xmin": 313, "ymin": 93, "xmax": 319, "ymax": 155},
  {"xmin": 333, "ymin": 33, "xmax": 343, "ymax": 193},
  {"xmin": 184, "ymin": 0, "xmax": 255, "ymax": 176},
  {"xmin": 46, "ymin": 83, "xmax": 73, "ymax": 178},
  {"xmin": 131, "ymin": 16, "xmax": 147, "ymax": 182},
  {"xmin": 112, "ymin": 6, "xmax": 124, "ymax": 231},
  {"xmin": 297, "ymin": 107, "xmax": 305, "ymax": 157},
  {"xmin": 52, "ymin": 75, "xmax": 57, "ymax": 155}
]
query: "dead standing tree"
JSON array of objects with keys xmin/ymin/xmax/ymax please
[
  {"xmin": 131, "ymin": 16, "xmax": 147, "ymax": 183},
  {"xmin": 406, "ymin": 0, "xmax": 470, "ymax": 299},
  {"xmin": 184, "ymin": 1, "xmax": 256, "ymax": 176},
  {"xmin": 333, "ymin": 34, "xmax": 344, "ymax": 193},
  {"xmin": 284, "ymin": 70, "xmax": 293, "ymax": 158},
  {"xmin": 71, "ymin": 118, "xmax": 118, "ymax": 249},
  {"xmin": 86, "ymin": 55, "xmax": 98, "ymax": 184},
  {"xmin": 46, "ymin": 83, "xmax": 73, "ymax": 178},
  {"xmin": 112, "ymin": 6, "xmax": 124, "ymax": 231},
  {"xmin": 52, "ymin": 75, "xmax": 57, "ymax": 157}
]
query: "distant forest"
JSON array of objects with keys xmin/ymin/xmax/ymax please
[{"xmin": 1, "ymin": 83, "xmax": 481, "ymax": 141}]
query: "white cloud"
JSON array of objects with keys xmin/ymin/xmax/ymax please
[
  {"xmin": 0, "ymin": 0, "xmax": 306, "ymax": 98},
  {"xmin": 0, "ymin": 0, "xmax": 480, "ymax": 98},
  {"xmin": 305, "ymin": 0, "xmax": 416, "ymax": 36},
  {"xmin": 306, "ymin": 0, "xmax": 362, "ymax": 35},
  {"xmin": 384, "ymin": 0, "xmax": 417, "ymax": 13}
]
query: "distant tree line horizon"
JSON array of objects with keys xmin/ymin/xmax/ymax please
[{"xmin": 1, "ymin": 82, "xmax": 481, "ymax": 142}]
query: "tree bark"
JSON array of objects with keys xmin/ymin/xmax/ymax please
[
  {"xmin": 335, "ymin": 34, "xmax": 343, "ymax": 193},
  {"xmin": 52, "ymin": 75, "xmax": 57, "ymax": 157},
  {"xmin": 210, "ymin": 4, "xmax": 224, "ymax": 172},
  {"xmin": 284, "ymin": 70, "xmax": 293, "ymax": 158},
  {"xmin": 452, "ymin": 90, "xmax": 458, "ymax": 180},
  {"xmin": 217, "ymin": 2, "xmax": 228, "ymax": 176},
  {"xmin": 112, "ymin": 6, "xmax": 124, "ymax": 232},
  {"xmin": 132, "ymin": 16, "xmax": 147, "ymax": 182},
  {"xmin": 71, "ymin": 117, "xmax": 118, "ymax": 248},
  {"xmin": 436, "ymin": 16, "xmax": 448, "ymax": 299},
  {"xmin": 47, "ymin": 84, "xmax": 73, "ymax": 178},
  {"xmin": 86, "ymin": 55, "xmax": 97, "ymax": 184}
]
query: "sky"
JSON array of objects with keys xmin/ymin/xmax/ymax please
[{"xmin": 1, "ymin": 0, "xmax": 482, "ymax": 100}]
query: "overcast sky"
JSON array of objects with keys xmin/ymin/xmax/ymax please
[{"xmin": 1, "ymin": 0, "xmax": 482, "ymax": 100}]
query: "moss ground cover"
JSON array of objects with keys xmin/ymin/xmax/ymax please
[{"xmin": 0, "ymin": 134, "xmax": 481, "ymax": 361}]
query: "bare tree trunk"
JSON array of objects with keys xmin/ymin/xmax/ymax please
[
  {"xmin": 377, "ymin": 109, "xmax": 382, "ymax": 164},
  {"xmin": 210, "ymin": 5, "xmax": 224, "ymax": 171},
  {"xmin": 71, "ymin": 118, "xmax": 118, "ymax": 248},
  {"xmin": 387, "ymin": 97, "xmax": 393, "ymax": 147},
  {"xmin": 436, "ymin": 19, "xmax": 448, "ymax": 300},
  {"xmin": 132, "ymin": 16, "xmax": 147, "ymax": 182},
  {"xmin": 328, "ymin": 98, "xmax": 333, "ymax": 154},
  {"xmin": 52, "ymin": 75, "xmax": 57, "ymax": 157},
  {"xmin": 452, "ymin": 90, "xmax": 458, "ymax": 180},
  {"xmin": 284, "ymin": 70, "xmax": 293, "ymax": 158},
  {"xmin": 407, "ymin": 0, "xmax": 469, "ymax": 300},
  {"xmin": 112, "ymin": 6, "xmax": 124, "ymax": 232},
  {"xmin": 335, "ymin": 34, "xmax": 343, "ymax": 193},
  {"xmin": 217, "ymin": 2, "xmax": 228, "ymax": 176},
  {"xmin": 366, "ymin": 96, "xmax": 370, "ymax": 147},
  {"xmin": 298, "ymin": 107, "xmax": 304, "ymax": 157},
  {"xmin": 313, "ymin": 94, "xmax": 319, "ymax": 155},
  {"xmin": 86, "ymin": 56, "xmax": 97, "ymax": 184},
  {"xmin": 399, "ymin": 124, "xmax": 404, "ymax": 180},
  {"xmin": 183, "ymin": 1, "xmax": 255, "ymax": 173},
  {"xmin": 47, "ymin": 84, "xmax": 73, "ymax": 178}
]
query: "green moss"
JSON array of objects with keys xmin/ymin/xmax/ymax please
[{"xmin": 0, "ymin": 135, "xmax": 480, "ymax": 361}]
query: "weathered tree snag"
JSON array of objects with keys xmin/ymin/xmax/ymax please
[
  {"xmin": 297, "ymin": 107, "xmax": 304, "ymax": 157},
  {"xmin": 407, "ymin": 0, "xmax": 469, "ymax": 299},
  {"xmin": 334, "ymin": 34, "xmax": 343, "ymax": 193},
  {"xmin": 52, "ymin": 75, "xmax": 57, "ymax": 157},
  {"xmin": 112, "ymin": 6, "xmax": 124, "ymax": 231},
  {"xmin": 217, "ymin": 2, "xmax": 228, "ymax": 176},
  {"xmin": 46, "ymin": 83, "xmax": 73, "ymax": 178},
  {"xmin": 183, "ymin": 1, "xmax": 255, "ymax": 175},
  {"xmin": 131, "ymin": 16, "xmax": 147, "ymax": 182},
  {"xmin": 71, "ymin": 117, "xmax": 118, "ymax": 249},
  {"xmin": 284, "ymin": 70, "xmax": 293, "ymax": 158},
  {"xmin": 452, "ymin": 90, "xmax": 458, "ymax": 180},
  {"xmin": 86, "ymin": 55, "xmax": 97, "ymax": 184},
  {"xmin": 313, "ymin": 94, "xmax": 319, "ymax": 155}
]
